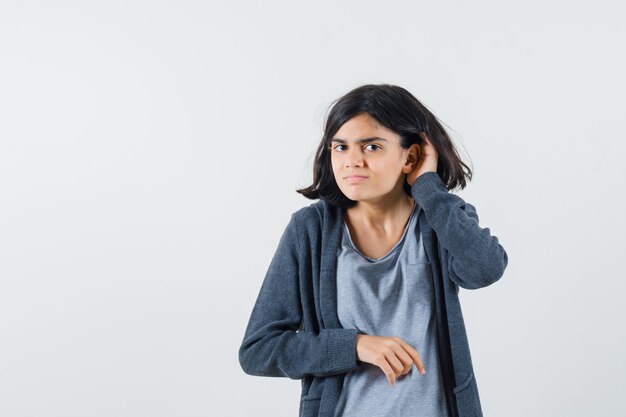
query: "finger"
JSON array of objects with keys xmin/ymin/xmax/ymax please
[
  {"xmin": 380, "ymin": 360, "xmax": 396, "ymax": 386},
  {"xmin": 391, "ymin": 340, "xmax": 415, "ymax": 375},
  {"xmin": 395, "ymin": 347, "xmax": 415, "ymax": 375},
  {"xmin": 399, "ymin": 341, "xmax": 426, "ymax": 375},
  {"xmin": 384, "ymin": 350, "xmax": 405, "ymax": 377}
]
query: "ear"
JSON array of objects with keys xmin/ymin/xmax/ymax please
[{"xmin": 402, "ymin": 143, "xmax": 421, "ymax": 173}]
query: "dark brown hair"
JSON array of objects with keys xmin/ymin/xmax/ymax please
[{"xmin": 296, "ymin": 83, "xmax": 473, "ymax": 208}]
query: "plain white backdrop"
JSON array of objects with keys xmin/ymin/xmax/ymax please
[{"xmin": 1, "ymin": 1, "xmax": 624, "ymax": 416}]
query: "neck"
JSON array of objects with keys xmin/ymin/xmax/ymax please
[{"xmin": 346, "ymin": 193, "xmax": 415, "ymax": 233}]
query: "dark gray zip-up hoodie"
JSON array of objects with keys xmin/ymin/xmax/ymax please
[{"xmin": 239, "ymin": 171, "xmax": 509, "ymax": 417}]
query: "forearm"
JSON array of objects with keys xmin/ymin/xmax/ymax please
[
  {"xmin": 239, "ymin": 326, "xmax": 360, "ymax": 379},
  {"xmin": 410, "ymin": 172, "xmax": 508, "ymax": 289}
]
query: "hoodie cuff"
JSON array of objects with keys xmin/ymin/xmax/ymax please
[
  {"xmin": 325, "ymin": 328, "xmax": 360, "ymax": 373},
  {"xmin": 411, "ymin": 171, "xmax": 446, "ymax": 199}
]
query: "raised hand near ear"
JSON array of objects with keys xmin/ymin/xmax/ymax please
[{"xmin": 406, "ymin": 132, "xmax": 439, "ymax": 187}]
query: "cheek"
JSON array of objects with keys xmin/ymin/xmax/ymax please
[{"xmin": 376, "ymin": 163, "xmax": 401, "ymax": 182}]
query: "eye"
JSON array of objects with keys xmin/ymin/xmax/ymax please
[
  {"xmin": 331, "ymin": 144, "xmax": 382, "ymax": 152},
  {"xmin": 365, "ymin": 144, "xmax": 381, "ymax": 151}
]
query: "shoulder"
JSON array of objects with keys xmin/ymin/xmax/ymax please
[
  {"xmin": 291, "ymin": 200, "xmax": 324, "ymax": 226},
  {"xmin": 290, "ymin": 199, "xmax": 338, "ymax": 233}
]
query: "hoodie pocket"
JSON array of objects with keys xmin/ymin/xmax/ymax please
[
  {"xmin": 299, "ymin": 397, "xmax": 321, "ymax": 417},
  {"xmin": 453, "ymin": 372, "xmax": 481, "ymax": 417}
]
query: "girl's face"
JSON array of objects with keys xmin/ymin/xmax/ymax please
[{"xmin": 330, "ymin": 113, "xmax": 412, "ymax": 204}]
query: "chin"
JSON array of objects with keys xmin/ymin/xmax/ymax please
[{"xmin": 342, "ymin": 191, "xmax": 366, "ymax": 202}]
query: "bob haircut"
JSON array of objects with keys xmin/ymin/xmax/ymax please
[{"xmin": 296, "ymin": 83, "xmax": 473, "ymax": 209}]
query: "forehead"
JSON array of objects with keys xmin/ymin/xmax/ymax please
[{"xmin": 331, "ymin": 113, "xmax": 399, "ymax": 144}]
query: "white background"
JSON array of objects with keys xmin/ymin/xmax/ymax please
[{"xmin": 1, "ymin": 1, "xmax": 624, "ymax": 416}]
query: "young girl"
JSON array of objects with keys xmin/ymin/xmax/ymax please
[{"xmin": 239, "ymin": 84, "xmax": 508, "ymax": 417}]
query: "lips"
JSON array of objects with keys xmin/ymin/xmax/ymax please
[{"xmin": 344, "ymin": 176, "xmax": 368, "ymax": 184}]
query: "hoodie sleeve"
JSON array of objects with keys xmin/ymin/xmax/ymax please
[
  {"xmin": 410, "ymin": 171, "xmax": 509, "ymax": 290},
  {"xmin": 238, "ymin": 212, "xmax": 360, "ymax": 379}
]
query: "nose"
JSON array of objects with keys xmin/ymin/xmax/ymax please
[{"xmin": 344, "ymin": 147, "xmax": 364, "ymax": 167}]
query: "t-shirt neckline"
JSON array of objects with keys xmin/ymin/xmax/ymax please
[{"xmin": 342, "ymin": 201, "xmax": 418, "ymax": 263}]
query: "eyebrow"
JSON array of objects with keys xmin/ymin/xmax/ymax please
[{"xmin": 330, "ymin": 137, "xmax": 389, "ymax": 144}]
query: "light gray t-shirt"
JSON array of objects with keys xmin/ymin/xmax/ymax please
[{"xmin": 333, "ymin": 201, "xmax": 450, "ymax": 417}]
